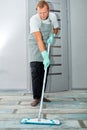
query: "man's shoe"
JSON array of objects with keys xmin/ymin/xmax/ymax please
[
  {"xmin": 43, "ymin": 97, "xmax": 51, "ymax": 102},
  {"xmin": 30, "ymin": 99, "xmax": 40, "ymax": 107}
]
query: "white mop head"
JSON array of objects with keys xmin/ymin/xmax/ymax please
[{"xmin": 21, "ymin": 118, "xmax": 61, "ymax": 125}]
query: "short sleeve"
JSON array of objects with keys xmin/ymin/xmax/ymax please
[
  {"xmin": 49, "ymin": 12, "xmax": 59, "ymax": 28},
  {"xmin": 30, "ymin": 15, "xmax": 40, "ymax": 33}
]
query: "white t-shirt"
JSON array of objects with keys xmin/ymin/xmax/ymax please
[{"xmin": 30, "ymin": 12, "xmax": 59, "ymax": 34}]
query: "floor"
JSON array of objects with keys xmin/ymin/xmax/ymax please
[{"xmin": 0, "ymin": 90, "xmax": 87, "ymax": 130}]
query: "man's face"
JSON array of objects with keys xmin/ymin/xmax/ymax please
[{"xmin": 37, "ymin": 5, "xmax": 49, "ymax": 20}]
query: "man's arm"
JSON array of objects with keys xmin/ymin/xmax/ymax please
[
  {"xmin": 53, "ymin": 27, "xmax": 58, "ymax": 35},
  {"xmin": 47, "ymin": 27, "xmax": 58, "ymax": 45},
  {"xmin": 33, "ymin": 31, "xmax": 50, "ymax": 69},
  {"xmin": 33, "ymin": 31, "xmax": 46, "ymax": 52}
]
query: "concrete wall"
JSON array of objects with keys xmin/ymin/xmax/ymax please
[
  {"xmin": 0, "ymin": 0, "xmax": 27, "ymax": 90},
  {"xmin": 69, "ymin": 0, "xmax": 87, "ymax": 89},
  {"xmin": 0, "ymin": 0, "xmax": 87, "ymax": 90}
]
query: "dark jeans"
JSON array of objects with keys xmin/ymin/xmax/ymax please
[{"xmin": 30, "ymin": 62, "xmax": 49, "ymax": 99}]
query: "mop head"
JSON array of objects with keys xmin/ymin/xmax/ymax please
[{"xmin": 21, "ymin": 118, "xmax": 61, "ymax": 125}]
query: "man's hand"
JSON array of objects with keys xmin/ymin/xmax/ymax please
[
  {"xmin": 47, "ymin": 33, "xmax": 55, "ymax": 45},
  {"xmin": 41, "ymin": 50, "xmax": 50, "ymax": 69}
]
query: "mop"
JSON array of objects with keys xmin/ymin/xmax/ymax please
[{"xmin": 21, "ymin": 44, "xmax": 61, "ymax": 125}]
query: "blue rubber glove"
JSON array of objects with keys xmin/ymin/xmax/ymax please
[
  {"xmin": 47, "ymin": 33, "xmax": 55, "ymax": 44},
  {"xmin": 41, "ymin": 50, "xmax": 50, "ymax": 69}
]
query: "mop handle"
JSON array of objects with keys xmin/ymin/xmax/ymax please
[{"xmin": 38, "ymin": 44, "xmax": 50, "ymax": 121}]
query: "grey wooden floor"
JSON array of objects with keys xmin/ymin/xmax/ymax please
[{"xmin": 0, "ymin": 90, "xmax": 87, "ymax": 130}]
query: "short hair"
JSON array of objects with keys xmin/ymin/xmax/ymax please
[{"xmin": 36, "ymin": 0, "xmax": 49, "ymax": 10}]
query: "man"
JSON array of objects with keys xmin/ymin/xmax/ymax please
[{"xmin": 29, "ymin": 0, "xmax": 59, "ymax": 106}]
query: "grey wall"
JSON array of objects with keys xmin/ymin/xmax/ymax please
[
  {"xmin": 0, "ymin": 0, "xmax": 87, "ymax": 90},
  {"xmin": 69, "ymin": 0, "xmax": 87, "ymax": 89},
  {"xmin": 0, "ymin": 0, "xmax": 27, "ymax": 90}
]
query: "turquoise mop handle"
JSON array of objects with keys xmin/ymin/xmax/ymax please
[{"xmin": 38, "ymin": 44, "xmax": 50, "ymax": 121}]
